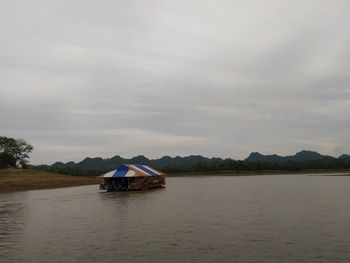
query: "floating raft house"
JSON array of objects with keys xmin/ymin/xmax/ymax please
[{"xmin": 99, "ymin": 164, "xmax": 166, "ymax": 191}]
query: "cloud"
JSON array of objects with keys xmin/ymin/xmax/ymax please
[
  {"xmin": 27, "ymin": 128, "xmax": 215, "ymax": 164},
  {"xmin": 1, "ymin": 0, "xmax": 350, "ymax": 163}
]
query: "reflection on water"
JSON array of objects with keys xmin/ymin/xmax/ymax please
[
  {"xmin": 0, "ymin": 175, "xmax": 350, "ymax": 263},
  {"xmin": 0, "ymin": 193, "xmax": 27, "ymax": 262}
]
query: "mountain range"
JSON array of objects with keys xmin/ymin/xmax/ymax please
[
  {"xmin": 51, "ymin": 154, "xmax": 213, "ymax": 171},
  {"xmin": 245, "ymin": 150, "xmax": 328, "ymax": 162},
  {"xmin": 49, "ymin": 150, "xmax": 348, "ymax": 170}
]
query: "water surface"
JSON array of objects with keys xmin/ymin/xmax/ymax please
[{"xmin": 1, "ymin": 174, "xmax": 349, "ymax": 262}]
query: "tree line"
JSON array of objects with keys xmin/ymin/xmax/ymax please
[{"xmin": 160, "ymin": 157, "xmax": 350, "ymax": 173}]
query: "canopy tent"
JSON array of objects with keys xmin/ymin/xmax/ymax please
[{"xmin": 101, "ymin": 164, "xmax": 165, "ymax": 178}]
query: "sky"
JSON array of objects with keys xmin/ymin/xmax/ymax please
[{"xmin": 1, "ymin": 0, "xmax": 350, "ymax": 164}]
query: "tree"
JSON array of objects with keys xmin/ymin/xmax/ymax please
[
  {"xmin": 0, "ymin": 152, "xmax": 16, "ymax": 168},
  {"xmin": 0, "ymin": 136, "xmax": 33, "ymax": 168}
]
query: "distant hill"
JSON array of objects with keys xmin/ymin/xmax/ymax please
[
  {"xmin": 245, "ymin": 150, "xmax": 326, "ymax": 162},
  {"xmin": 339, "ymin": 154, "xmax": 350, "ymax": 160},
  {"xmin": 48, "ymin": 154, "xmax": 213, "ymax": 174},
  {"xmin": 246, "ymin": 152, "xmax": 284, "ymax": 162}
]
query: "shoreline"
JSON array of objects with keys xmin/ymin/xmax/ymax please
[
  {"xmin": 1, "ymin": 168, "xmax": 349, "ymax": 192},
  {"xmin": 167, "ymin": 169, "xmax": 350, "ymax": 177},
  {"xmin": 0, "ymin": 169, "xmax": 101, "ymax": 192}
]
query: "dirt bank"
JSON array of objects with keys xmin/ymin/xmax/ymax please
[{"xmin": 0, "ymin": 169, "xmax": 101, "ymax": 192}]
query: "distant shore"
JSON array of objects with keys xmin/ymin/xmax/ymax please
[
  {"xmin": 0, "ymin": 169, "xmax": 101, "ymax": 192},
  {"xmin": 1, "ymin": 168, "xmax": 349, "ymax": 192},
  {"xmin": 168, "ymin": 169, "xmax": 350, "ymax": 177}
]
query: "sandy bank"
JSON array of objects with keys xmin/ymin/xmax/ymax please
[{"xmin": 0, "ymin": 169, "xmax": 101, "ymax": 192}]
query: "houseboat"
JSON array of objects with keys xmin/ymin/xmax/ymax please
[{"xmin": 99, "ymin": 164, "xmax": 166, "ymax": 192}]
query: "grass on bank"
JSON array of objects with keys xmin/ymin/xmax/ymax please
[{"xmin": 0, "ymin": 168, "xmax": 101, "ymax": 192}]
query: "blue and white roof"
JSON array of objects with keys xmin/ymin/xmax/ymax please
[{"xmin": 101, "ymin": 164, "xmax": 165, "ymax": 178}]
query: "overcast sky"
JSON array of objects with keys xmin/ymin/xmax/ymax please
[{"xmin": 1, "ymin": 0, "xmax": 350, "ymax": 164}]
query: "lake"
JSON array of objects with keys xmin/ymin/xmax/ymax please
[{"xmin": 1, "ymin": 174, "xmax": 350, "ymax": 263}]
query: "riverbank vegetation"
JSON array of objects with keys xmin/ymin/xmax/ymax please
[{"xmin": 0, "ymin": 136, "xmax": 33, "ymax": 168}]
